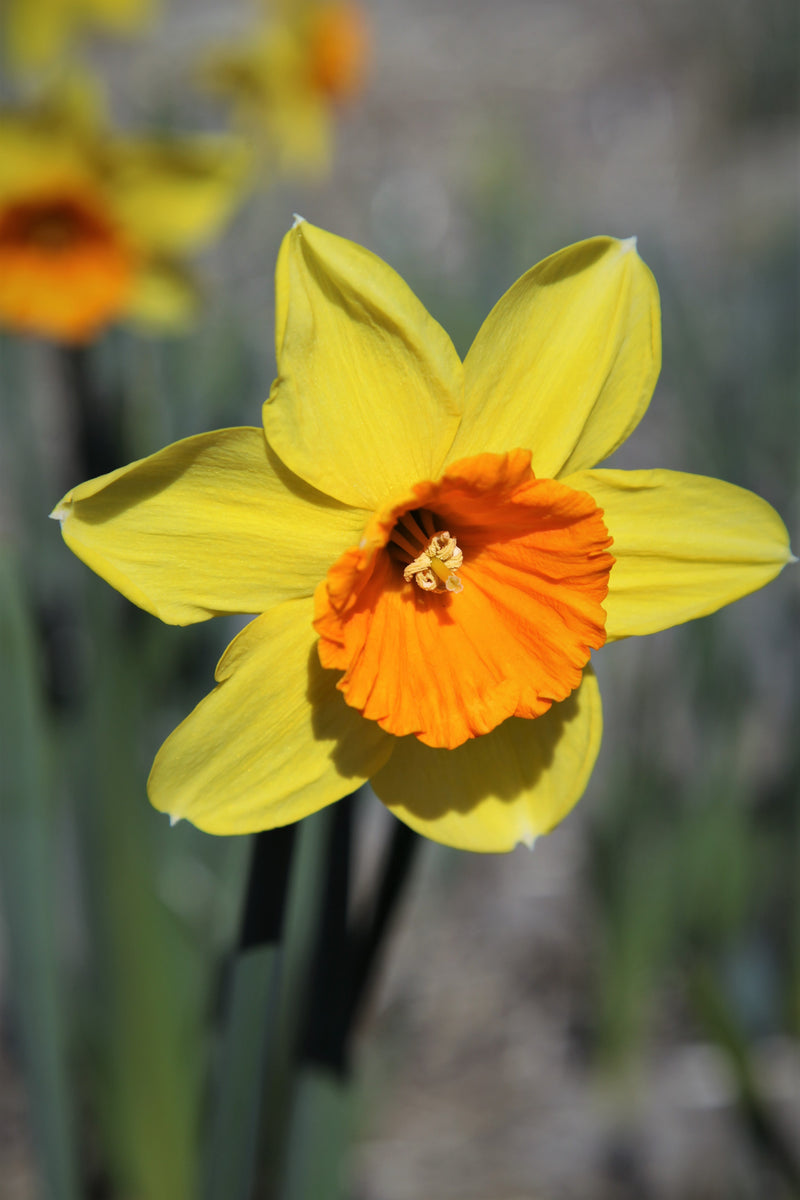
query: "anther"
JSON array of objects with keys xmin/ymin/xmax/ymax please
[{"xmin": 402, "ymin": 528, "xmax": 464, "ymax": 594}]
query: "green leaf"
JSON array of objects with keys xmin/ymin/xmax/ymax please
[{"xmin": 0, "ymin": 548, "xmax": 80, "ymax": 1200}]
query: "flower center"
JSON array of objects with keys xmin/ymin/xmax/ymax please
[
  {"xmin": 315, "ymin": 449, "xmax": 614, "ymax": 750},
  {"xmin": 1, "ymin": 194, "xmax": 98, "ymax": 251},
  {"xmin": 388, "ymin": 508, "xmax": 464, "ymax": 594},
  {"xmin": 0, "ymin": 187, "xmax": 135, "ymax": 342}
]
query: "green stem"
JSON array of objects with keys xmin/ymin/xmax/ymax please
[
  {"xmin": 297, "ymin": 794, "xmax": 355, "ymax": 1078},
  {"xmin": 343, "ymin": 819, "xmax": 419, "ymax": 1043},
  {"xmin": 299, "ymin": 805, "xmax": 420, "ymax": 1076},
  {"xmin": 279, "ymin": 808, "xmax": 419, "ymax": 1200},
  {"xmin": 58, "ymin": 344, "xmax": 122, "ymax": 479},
  {"xmin": 239, "ymin": 826, "xmax": 298, "ymax": 951},
  {"xmin": 203, "ymin": 826, "xmax": 297, "ymax": 1200}
]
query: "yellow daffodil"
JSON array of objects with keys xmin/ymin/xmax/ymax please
[
  {"xmin": 52, "ymin": 220, "xmax": 794, "ymax": 851},
  {"xmin": 3, "ymin": 0, "xmax": 154, "ymax": 72},
  {"xmin": 202, "ymin": 0, "xmax": 369, "ymax": 174},
  {"xmin": 0, "ymin": 91, "xmax": 249, "ymax": 342}
]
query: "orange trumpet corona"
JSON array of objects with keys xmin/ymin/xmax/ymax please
[{"xmin": 315, "ymin": 449, "xmax": 614, "ymax": 749}]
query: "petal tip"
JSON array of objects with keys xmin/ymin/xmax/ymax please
[
  {"xmin": 168, "ymin": 813, "xmax": 182, "ymax": 827},
  {"xmin": 291, "ymin": 212, "xmax": 306, "ymax": 228},
  {"xmin": 49, "ymin": 501, "xmax": 70, "ymax": 522},
  {"xmin": 619, "ymin": 235, "xmax": 638, "ymax": 254}
]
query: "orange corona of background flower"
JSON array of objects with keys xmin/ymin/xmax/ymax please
[
  {"xmin": 52, "ymin": 220, "xmax": 794, "ymax": 852},
  {"xmin": 306, "ymin": 1, "xmax": 369, "ymax": 99},
  {"xmin": 0, "ymin": 186, "xmax": 136, "ymax": 341}
]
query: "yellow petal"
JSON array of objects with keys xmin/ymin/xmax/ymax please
[
  {"xmin": 52, "ymin": 427, "xmax": 366, "ymax": 624},
  {"xmin": 85, "ymin": 0, "xmax": 154, "ymax": 33},
  {"xmin": 148, "ymin": 599, "xmax": 393, "ymax": 833},
  {"xmin": 202, "ymin": 33, "xmax": 334, "ymax": 176},
  {"xmin": 0, "ymin": 81, "xmax": 110, "ymax": 200},
  {"xmin": 124, "ymin": 256, "xmax": 199, "ymax": 330},
  {"xmin": 4, "ymin": 0, "xmax": 152, "ymax": 68},
  {"xmin": 263, "ymin": 219, "xmax": 463, "ymax": 508},
  {"xmin": 371, "ymin": 668, "xmax": 602, "ymax": 852},
  {"xmin": 106, "ymin": 137, "xmax": 249, "ymax": 254},
  {"xmin": 566, "ymin": 468, "xmax": 795, "ymax": 639},
  {"xmin": 3, "ymin": 0, "xmax": 71, "ymax": 69},
  {"xmin": 0, "ymin": 112, "xmax": 89, "ymax": 200},
  {"xmin": 450, "ymin": 237, "xmax": 661, "ymax": 478},
  {"xmin": 266, "ymin": 93, "xmax": 333, "ymax": 177}
]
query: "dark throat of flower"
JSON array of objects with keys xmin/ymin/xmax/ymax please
[
  {"xmin": 388, "ymin": 507, "xmax": 464, "ymax": 594},
  {"xmin": 0, "ymin": 194, "xmax": 109, "ymax": 252}
]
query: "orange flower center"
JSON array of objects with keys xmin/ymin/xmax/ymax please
[
  {"xmin": 0, "ymin": 188, "xmax": 135, "ymax": 342},
  {"xmin": 314, "ymin": 449, "xmax": 615, "ymax": 750},
  {"xmin": 307, "ymin": 2, "xmax": 369, "ymax": 100}
]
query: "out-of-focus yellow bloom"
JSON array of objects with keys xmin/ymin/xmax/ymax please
[
  {"xmin": 53, "ymin": 221, "xmax": 795, "ymax": 852},
  {"xmin": 203, "ymin": 0, "xmax": 369, "ymax": 174},
  {"xmin": 0, "ymin": 92, "xmax": 249, "ymax": 342},
  {"xmin": 3, "ymin": 0, "xmax": 154, "ymax": 71}
]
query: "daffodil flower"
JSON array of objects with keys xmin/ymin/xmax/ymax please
[
  {"xmin": 202, "ymin": 0, "xmax": 369, "ymax": 176},
  {"xmin": 3, "ymin": 0, "xmax": 154, "ymax": 73},
  {"xmin": 52, "ymin": 220, "xmax": 794, "ymax": 851},
  {"xmin": 0, "ymin": 90, "xmax": 249, "ymax": 342}
]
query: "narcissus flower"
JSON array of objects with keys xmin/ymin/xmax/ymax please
[
  {"xmin": 3, "ymin": 0, "xmax": 155, "ymax": 72},
  {"xmin": 52, "ymin": 220, "xmax": 794, "ymax": 851},
  {"xmin": 0, "ymin": 92, "xmax": 248, "ymax": 342},
  {"xmin": 202, "ymin": 0, "xmax": 369, "ymax": 175}
]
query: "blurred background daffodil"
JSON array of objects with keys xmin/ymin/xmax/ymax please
[
  {"xmin": 2, "ymin": 0, "xmax": 155, "ymax": 74},
  {"xmin": 0, "ymin": 86, "xmax": 250, "ymax": 342},
  {"xmin": 202, "ymin": 0, "xmax": 369, "ymax": 176}
]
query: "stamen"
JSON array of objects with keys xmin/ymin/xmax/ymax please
[
  {"xmin": 388, "ymin": 528, "xmax": 420, "ymax": 561},
  {"xmin": 419, "ymin": 508, "xmax": 436, "ymax": 539},
  {"xmin": 402, "ymin": 526, "xmax": 464, "ymax": 595},
  {"xmin": 397, "ymin": 510, "xmax": 428, "ymax": 548}
]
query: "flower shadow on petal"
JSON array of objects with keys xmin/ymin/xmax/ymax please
[
  {"xmin": 371, "ymin": 671, "xmax": 600, "ymax": 845},
  {"xmin": 61, "ymin": 432, "xmax": 354, "ymax": 525},
  {"xmin": 306, "ymin": 642, "xmax": 393, "ymax": 781},
  {"xmin": 396, "ymin": 698, "xmax": 576, "ymax": 820},
  {"xmin": 530, "ymin": 236, "xmax": 610, "ymax": 285},
  {"xmin": 61, "ymin": 439, "xmax": 212, "ymax": 523},
  {"xmin": 264, "ymin": 440, "xmax": 357, "ymax": 512}
]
